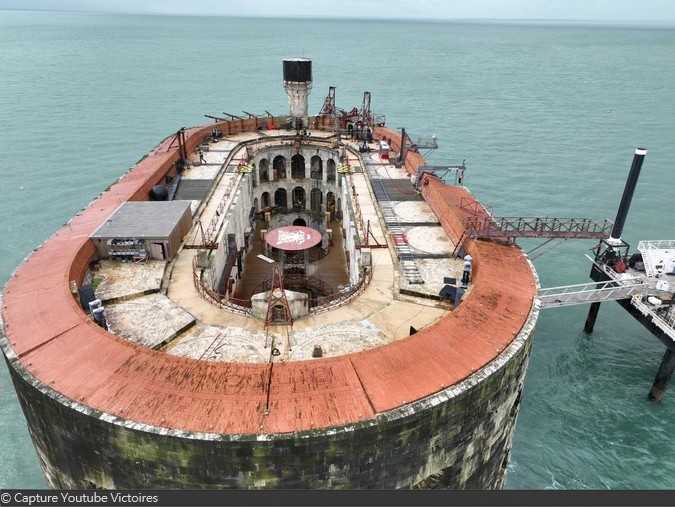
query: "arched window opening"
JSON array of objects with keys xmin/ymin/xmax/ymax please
[
  {"xmin": 291, "ymin": 154, "xmax": 305, "ymax": 179},
  {"xmin": 310, "ymin": 155, "xmax": 323, "ymax": 180},
  {"xmin": 273, "ymin": 155, "xmax": 287, "ymax": 180},
  {"xmin": 292, "ymin": 187, "xmax": 306, "ymax": 210},
  {"xmin": 310, "ymin": 188, "xmax": 323, "ymax": 212},
  {"xmin": 274, "ymin": 188, "xmax": 287, "ymax": 211},
  {"xmin": 259, "ymin": 158, "xmax": 270, "ymax": 182},
  {"xmin": 326, "ymin": 159, "xmax": 336, "ymax": 184},
  {"xmin": 326, "ymin": 192, "xmax": 336, "ymax": 218}
]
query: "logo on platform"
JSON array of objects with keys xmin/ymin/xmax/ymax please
[{"xmin": 277, "ymin": 230, "xmax": 310, "ymax": 245}]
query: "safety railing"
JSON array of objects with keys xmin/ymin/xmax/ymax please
[
  {"xmin": 192, "ymin": 257, "xmax": 252, "ymax": 315},
  {"xmin": 253, "ymin": 273, "xmax": 334, "ymax": 300},
  {"xmin": 631, "ymin": 294, "xmax": 675, "ymax": 341},
  {"xmin": 203, "ymin": 176, "xmax": 240, "ymax": 246},
  {"xmin": 460, "ymin": 196, "xmax": 494, "ymax": 217},
  {"xmin": 309, "ymin": 267, "xmax": 372, "ymax": 316}
]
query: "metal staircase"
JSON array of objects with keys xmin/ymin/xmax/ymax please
[
  {"xmin": 638, "ymin": 240, "xmax": 675, "ymax": 278},
  {"xmin": 364, "ymin": 164, "xmax": 424, "ymax": 284}
]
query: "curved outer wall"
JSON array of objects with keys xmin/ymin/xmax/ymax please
[
  {"xmin": 6, "ymin": 330, "xmax": 533, "ymax": 489},
  {"xmin": 1, "ymin": 118, "xmax": 539, "ymax": 489}
]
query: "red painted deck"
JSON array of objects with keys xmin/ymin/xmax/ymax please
[{"xmin": 2, "ymin": 123, "xmax": 537, "ymax": 435}]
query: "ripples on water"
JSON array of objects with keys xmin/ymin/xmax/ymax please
[{"xmin": 1, "ymin": 10, "xmax": 674, "ymax": 490}]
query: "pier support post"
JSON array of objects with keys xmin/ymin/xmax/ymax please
[
  {"xmin": 648, "ymin": 348, "xmax": 675, "ymax": 402},
  {"xmin": 584, "ymin": 302, "xmax": 601, "ymax": 332}
]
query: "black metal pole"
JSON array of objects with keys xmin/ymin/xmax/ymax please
[
  {"xmin": 398, "ymin": 128, "xmax": 407, "ymax": 167},
  {"xmin": 584, "ymin": 148, "xmax": 646, "ymax": 333},
  {"xmin": 584, "ymin": 301, "xmax": 601, "ymax": 333},
  {"xmin": 649, "ymin": 348, "xmax": 675, "ymax": 402},
  {"xmin": 610, "ymin": 148, "xmax": 647, "ymax": 240}
]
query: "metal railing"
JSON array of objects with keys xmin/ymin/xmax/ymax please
[
  {"xmin": 309, "ymin": 267, "xmax": 372, "ymax": 315},
  {"xmin": 637, "ymin": 240, "xmax": 675, "ymax": 278},
  {"xmin": 203, "ymin": 176, "xmax": 240, "ymax": 246},
  {"xmin": 192, "ymin": 257, "xmax": 252, "ymax": 315},
  {"xmin": 254, "ymin": 273, "xmax": 334, "ymax": 302},
  {"xmin": 631, "ymin": 294, "xmax": 675, "ymax": 341},
  {"xmin": 192, "ymin": 257, "xmax": 372, "ymax": 318},
  {"xmin": 347, "ymin": 170, "xmax": 367, "ymax": 245},
  {"xmin": 460, "ymin": 196, "xmax": 494, "ymax": 217}
]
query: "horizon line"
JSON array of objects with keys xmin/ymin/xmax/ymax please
[{"xmin": 2, "ymin": 8, "xmax": 675, "ymax": 25}]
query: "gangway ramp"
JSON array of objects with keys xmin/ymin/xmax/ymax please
[{"xmin": 539, "ymin": 277, "xmax": 648, "ymax": 309}]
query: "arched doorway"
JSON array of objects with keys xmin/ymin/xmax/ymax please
[
  {"xmin": 310, "ymin": 188, "xmax": 323, "ymax": 212},
  {"xmin": 326, "ymin": 192, "xmax": 336, "ymax": 218},
  {"xmin": 273, "ymin": 155, "xmax": 287, "ymax": 180},
  {"xmin": 326, "ymin": 159, "xmax": 336, "ymax": 183},
  {"xmin": 274, "ymin": 188, "xmax": 287, "ymax": 211},
  {"xmin": 292, "ymin": 187, "xmax": 306, "ymax": 210},
  {"xmin": 251, "ymin": 163, "xmax": 257, "ymax": 187},
  {"xmin": 310, "ymin": 155, "xmax": 323, "ymax": 180},
  {"xmin": 253, "ymin": 197, "xmax": 259, "ymax": 213},
  {"xmin": 293, "ymin": 218, "xmax": 307, "ymax": 227},
  {"xmin": 259, "ymin": 158, "xmax": 270, "ymax": 182},
  {"xmin": 261, "ymin": 192, "xmax": 271, "ymax": 209},
  {"xmin": 291, "ymin": 154, "xmax": 305, "ymax": 179}
]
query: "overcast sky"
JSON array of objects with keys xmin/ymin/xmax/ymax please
[{"xmin": 3, "ymin": 0, "xmax": 675, "ymax": 22}]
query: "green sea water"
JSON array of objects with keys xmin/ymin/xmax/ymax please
[{"xmin": 1, "ymin": 10, "xmax": 674, "ymax": 490}]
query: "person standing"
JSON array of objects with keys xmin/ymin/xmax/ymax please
[
  {"xmin": 198, "ymin": 148, "xmax": 206, "ymax": 164},
  {"xmin": 462, "ymin": 254, "xmax": 473, "ymax": 286}
]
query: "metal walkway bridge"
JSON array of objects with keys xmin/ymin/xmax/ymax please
[
  {"xmin": 539, "ymin": 277, "xmax": 649, "ymax": 309},
  {"xmin": 465, "ymin": 216, "xmax": 613, "ymax": 241}
]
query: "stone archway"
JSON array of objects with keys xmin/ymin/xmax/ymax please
[
  {"xmin": 274, "ymin": 188, "xmax": 288, "ymax": 211},
  {"xmin": 327, "ymin": 159, "xmax": 336, "ymax": 183},
  {"xmin": 310, "ymin": 188, "xmax": 323, "ymax": 212},
  {"xmin": 251, "ymin": 162, "xmax": 258, "ymax": 187},
  {"xmin": 273, "ymin": 155, "xmax": 287, "ymax": 180},
  {"xmin": 291, "ymin": 154, "xmax": 305, "ymax": 179},
  {"xmin": 326, "ymin": 192, "xmax": 336, "ymax": 218},
  {"xmin": 292, "ymin": 187, "xmax": 306, "ymax": 210},
  {"xmin": 310, "ymin": 155, "xmax": 323, "ymax": 181},
  {"xmin": 259, "ymin": 158, "xmax": 270, "ymax": 182}
]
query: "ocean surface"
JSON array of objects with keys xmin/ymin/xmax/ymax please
[{"xmin": 1, "ymin": 10, "xmax": 674, "ymax": 490}]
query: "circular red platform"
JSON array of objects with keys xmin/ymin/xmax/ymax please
[{"xmin": 265, "ymin": 225, "xmax": 322, "ymax": 251}]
